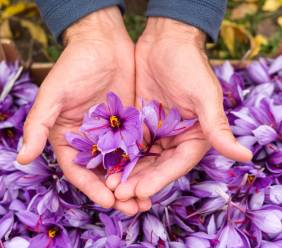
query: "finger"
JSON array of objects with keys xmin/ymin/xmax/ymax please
[
  {"xmin": 114, "ymin": 160, "xmax": 154, "ymax": 201},
  {"xmin": 137, "ymin": 198, "xmax": 152, "ymax": 212},
  {"xmin": 195, "ymin": 81, "xmax": 252, "ymax": 162},
  {"xmin": 115, "ymin": 174, "xmax": 142, "ymax": 201},
  {"xmin": 17, "ymin": 85, "xmax": 62, "ymax": 164},
  {"xmin": 55, "ymin": 145, "xmax": 115, "ymax": 209},
  {"xmin": 114, "ymin": 199, "xmax": 139, "ymax": 216},
  {"xmin": 136, "ymin": 140, "xmax": 209, "ymax": 199},
  {"xmin": 105, "ymin": 173, "xmax": 122, "ymax": 191}
]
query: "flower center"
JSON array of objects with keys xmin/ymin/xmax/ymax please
[
  {"xmin": 91, "ymin": 144, "xmax": 98, "ymax": 155},
  {"xmin": 0, "ymin": 113, "xmax": 8, "ymax": 121},
  {"xmin": 122, "ymin": 153, "xmax": 129, "ymax": 161},
  {"xmin": 48, "ymin": 226, "xmax": 60, "ymax": 239},
  {"xmin": 247, "ymin": 175, "xmax": 255, "ymax": 184},
  {"xmin": 5, "ymin": 129, "xmax": 14, "ymax": 138},
  {"xmin": 110, "ymin": 115, "xmax": 120, "ymax": 128}
]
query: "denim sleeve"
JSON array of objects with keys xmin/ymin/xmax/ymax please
[
  {"xmin": 146, "ymin": 0, "xmax": 227, "ymax": 42},
  {"xmin": 35, "ymin": 0, "xmax": 125, "ymax": 40}
]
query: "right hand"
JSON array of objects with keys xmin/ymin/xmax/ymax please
[{"xmin": 17, "ymin": 7, "xmax": 147, "ymax": 215}]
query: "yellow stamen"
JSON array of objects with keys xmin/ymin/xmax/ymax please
[
  {"xmin": 110, "ymin": 115, "xmax": 120, "ymax": 128},
  {"xmin": 247, "ymin": 175, "xmax": 255, "ymax": 184},
  {"xmin": 91, "ymin": 144, "xmax": 98, "ymax": 155},
  {"xmin": 158, "ymin": 120, "xmax": 162, "ymax": 129},
  {"xmin": 0, "ymin": 113, "xmax": 8, "ymax": 121},
  {"xmin": 48, "ymin": 227, "xmax": 58, "ymax": 238},
  {"xmin": 5, "ymin": 129, "xmax": 14, "ymax": 138},
  {"xmin": 122, "ymin": 153, "xmax": 129, "ymax": 160}
]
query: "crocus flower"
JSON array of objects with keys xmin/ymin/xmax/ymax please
[
  {"xmin": 103, "ymin": 144, "xmax": 140, "ymax": 181},
  {"xmin": 65, "ymin": 132, "xmax": 102, "ymax": 169},
  {"xmin": 269, "ymin": 185, "xmax": 282, "ymax": 204},
  {"xmin": 0, "ymin": 61, "xmax": 37, "ymax": 105},
  {"xmin": 143, "ymin": 214, "xmax": 168, "ymax": 245},
  {"xmin": 16, "ymin": 211, "xmax": 72, "ymax": 248},
  {"xmin": 81, "ymin": 213, "xmax": 125, "ymax": 248},
  {"xmin": 247, "ymin": 59, "xmax": 271, "ymax": 84},
  {"xmin": 142, "ymin": 100, "xmax": 197, "ymax": 140},
  {"xmin": 199, "ymin": 150, "xmax": 236, "ymax": 183},
  {"xmin": 191, "ymin": 181, "xmax": 229, "ymax": 199},
  {"xmin": 268, "ymin": 55, "xmax": 282, "ymax": 75},
  {"xmin": 3, "ymin": 236, "xmax": 30, "ymax": 248},
  {"xmin": 232, "ymin": 98, "xmax": 282, "ymax": 147},
  {"xmin": 81, "ymin": 92, "xmax": 141, "ymax": 153},
  {"xmin": 0, "ymin": 97, "xmax": 28, "ymax": 148},
  {"xmin": 247, "ymin": 206, "xmax": 282, "ymax": 234},
  {"xmin": 215, "ymin": 62, "xmax": 244, "ymax": 109},
  {"xmin": 216, "ymin": 223, "xmax": 251, "ymax": 248}
]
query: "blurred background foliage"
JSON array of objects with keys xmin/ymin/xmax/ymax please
[{"xmin": 0, "ymin": 0, "xmax": 282, "ymax": 62}]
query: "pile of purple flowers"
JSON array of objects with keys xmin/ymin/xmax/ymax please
[{"xmin": 0, "ymin": 57, "xmax": 282, "ymax": 248}]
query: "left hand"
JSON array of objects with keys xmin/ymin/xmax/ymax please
[{"xmin": 113, "ymin": 17, "xmax": 252, "ymax": 203}]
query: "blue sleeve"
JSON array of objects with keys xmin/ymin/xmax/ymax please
[
  {"xmin": 146, "ymin": 0, "xmax": 227, "ymax": 42},
  {"xmin": 35, "ymin": 0, "xmax": 125, "ymax": 40}
]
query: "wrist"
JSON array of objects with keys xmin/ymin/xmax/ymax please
[
  {"xmin": 63, "ymin": 6, "xmax": 128, "ymax": 45},
  {"xmin": 141, "ymin": 17, "xmax": 206, "ymax": 47}
]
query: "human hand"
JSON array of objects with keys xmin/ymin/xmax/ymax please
[
  {"xmin": 16, "ymin": 7, "xmax": 144, "ymax": 215},
  {"xmin": 114, "ymin": 17, "xmax": 252, "ymax": 203}
]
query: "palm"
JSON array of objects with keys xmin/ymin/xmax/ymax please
[
  {"xmin": 20, "ymin": 38, "xmax": 136, "ymax": 209},
  {"xmin": 114, "ymin": 38, "xmax": 211, "ymax": 200},
  {"xmin": 48, "ymin": 39, "xmax": 135, "ymax": 158},
  {"xmin": 50, "ymin": 40, "xmax": 135, "ymax": 205}
]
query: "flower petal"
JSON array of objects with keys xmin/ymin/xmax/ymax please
[
  {"xmin": 65, "ymin": 132, "xmax": 92, "ymax": 151},
  {"xmin": 86, "ymin": 154, "xmax": 102, "ymax": 169},
  {"xmin": 107, "ymin": 92, "xmax": 124, "ymax": 116},
  {"xmin": 252, "ymin": 125, "xmax": 278, "ymax": 145}
]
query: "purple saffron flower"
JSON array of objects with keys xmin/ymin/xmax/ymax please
[
  {"xmin": 269, "ymin": 55, "xmax": 282, "ymax": 75},
  {"xmin": 214, "ymin": 61, "xmax": 235, "ymax": 83},
  {"xmin": 215, "ymin": 62, "xmax": 244, "ymax": 108},
  {"xmin": 0, "ymin": 61, "xmax": 37, "ymax": 105},
  {"xmin": 81, "ymin": 213, "xmax": 125, "ymax": 248},
  {"xmin": 247, "ymin": 59, "xmax": 271, "ymax": 84},
  {"xmin": 232, "ymin": 98, "xmax": 282, "ymax": 147},
  {"xmin": 62, "ymin": 208, "xmax": 91, "ymax": 228},
  {"xmin": 3, "ymin": 236, "xmax": 30, "ymax": 248},
  {"xmin": 269, "ymin": 185, "xmax": 282, "ymax": 204},
  {"xmin": 186, "ymin": 233, "xmax": 215, "ymax": 248},
  {"xmin": 65, "ymin": 132, "xmax": 102, "ymax": 169},
  {"xmin": 267, "ymin": 148, "xmax": 282, "ymax": 174},
  {"xmin": 216, "ymin": 223, "xmax": 251, "ymax": 248},
  {"xmin": 103, "ymin": 144, "xmax": 140, "ymax": 181},
  {"xmin": 0, "ymin": 212, "xmax": 14, "ymax": 240},
  {"xmin": 0, "ymin": 98, "xmax": 28, "ymax": 148},
  {"xmin": 16, "ymin": 211, "xmax": 72, "ymax": 248},
  {"xmin": 247, "ymin": 206, "xmax": 282, "ymax": 234},
  {"xmin": 81, "ymin": 92, "xmax": 141, "ymax": 153},
  {"xmin": 142, "ymin": 100, "xmax": 197, "ymax": 140},
  {"xmin": 191, "ymin": 181, "xmax": 229, "ymax": 199},
  {"xmin": 143, "ymin": 214, "xmax": 168, "ymax": 245},
  {"xmin": 199, "ymin": 150, "xmax": 236, "ymax": 183}
]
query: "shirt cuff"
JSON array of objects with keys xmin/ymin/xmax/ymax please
[
  {"xmin": 146, "ymin": 0, "xmax": 227, "ymax": 42},
  {"xmin": 36, "ymin": 0, "xmax": 125, "ymax": 41}
]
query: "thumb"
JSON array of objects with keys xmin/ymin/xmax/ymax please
[
  {"xmin": 196, "ymin": 86, "xmax": 252, "ymax": 162},
  {"xmin": 17, "ymin": 86, "xmax": 62, "ymax": 164}
]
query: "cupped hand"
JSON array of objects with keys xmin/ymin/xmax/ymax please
[
  {"xmin": 114, "ymin": 17, "xmax": 253, "ymax": 203},
  {"xmin": 16, "ymin": 7, "xmax": 145, "ymax": 215}
]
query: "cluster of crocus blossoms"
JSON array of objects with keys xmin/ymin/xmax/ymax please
[
  {"xmin": 0, "ymin": 57, "xmax": 282, "ymax": 248},
  {"xmin": 66, "ymin": 92, "xmax": 196, "ymax": 181}
]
